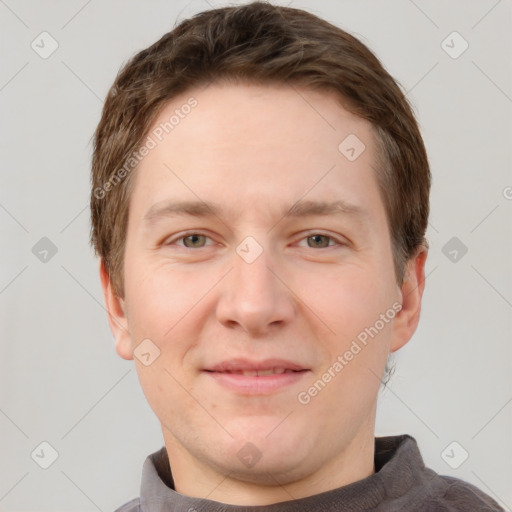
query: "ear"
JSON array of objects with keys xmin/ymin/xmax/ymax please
[
  {"xmin": 390, "ymin": 246, "xmax": 428, "ymax": 352},
  {"xmin": 99, "ymin": 259, "xmax": 133, "ymax": 360}
]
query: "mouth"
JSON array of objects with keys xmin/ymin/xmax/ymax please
[
  {"xmin": 205, "ymin": 368, "xmax": 304, "ymax": 377},
  {"xmin": 202, "ymin": 358, "xmax": 310, "ymax": 394}
]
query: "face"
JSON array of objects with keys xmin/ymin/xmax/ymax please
[{"xmin": 101, "ymin": 82, "xmax": 426, "ymax": 488}]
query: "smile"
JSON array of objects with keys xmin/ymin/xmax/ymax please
[{"xmin": 210, "ymin": 368, "xmax": 301, "ymax": 376}]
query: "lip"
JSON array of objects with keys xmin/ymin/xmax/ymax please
[{"xmin": 202, "ymin": 358, "xmax": 310, "ymax": 395}]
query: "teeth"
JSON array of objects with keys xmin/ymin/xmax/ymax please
[
  {"xmin": 237, "ymin": 368, "xmax": 292, "ymax": 376},
  {"xmin": 241, "ymin": 370, "xmax": 258, "ymax": 376},
  {"xmin": 257, "ymin": 369, "xmax": 275, "ymax": 376}
]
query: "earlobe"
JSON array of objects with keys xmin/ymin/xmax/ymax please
[
  {"xmin": 99, "ymin": 260, "xmax": 134, "ymax": 360},
  {"xmin": 390, "ymin": 246, "xmax": 428, "ymax": 353}
]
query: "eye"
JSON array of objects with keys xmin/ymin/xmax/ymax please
[
  {"xmin": 297, "ymin": 233, "xmax": 342, "ymax": 249},
  {"xmin": 164, "ymin": 232, "xmax": 215, "ymax": 249},
  {"xmin": 165, "ymin": 232, "xmax": 344, "ymax": 250}
]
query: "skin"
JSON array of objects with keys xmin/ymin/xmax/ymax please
[{"xmin": 100, "ymin": 81, "xmax": 427, "ymax": 506}]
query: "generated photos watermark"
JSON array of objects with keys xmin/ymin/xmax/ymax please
[
  {"xmin": 297, "ymin": 301, "xmax": 402, "ymax": 405},
  {"xmin": 93, "ymin": 96, "xmax": 198, "ymax": 199}
]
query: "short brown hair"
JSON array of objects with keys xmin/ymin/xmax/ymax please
[{"xmin": 90, "ymin": 1, "xmax": 430, "ymax": 298}]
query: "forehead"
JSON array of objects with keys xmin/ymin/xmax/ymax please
[
  {"xmin": 129, "ymin": 82, "xmax": 382, "ymax": 222},
  {"xmin": 150, "ymin": 81, "xmax": 374, "ymax": 157}
]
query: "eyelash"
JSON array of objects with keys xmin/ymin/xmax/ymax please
[{"xmin": 164, "ymin": 231, "xmax": 346, "ymax": 250}]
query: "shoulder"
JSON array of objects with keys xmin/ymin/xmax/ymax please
[
  {"xmin": 113, "ymin": 497, "xmax": 140, "ymax": 512},
  {"xmin": 414, "ymin": 474, "xmax": 504, "ymax": 511},
  {"xmin": 376, "ymin": 435, "xmax": 504, "ymax": 511}
]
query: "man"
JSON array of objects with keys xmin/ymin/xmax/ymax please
[{"xmin": 90, "ymin": 2, "xmax": 503, "ymax": 510}]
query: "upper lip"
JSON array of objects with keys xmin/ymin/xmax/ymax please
[{"xmin": 204, "ymin": 358, "xmax": 308, "ymax": 372}]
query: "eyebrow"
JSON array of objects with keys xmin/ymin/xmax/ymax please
[{"xmin": 143, "ymin": 198, "xmax": 367, "ymax": 226}]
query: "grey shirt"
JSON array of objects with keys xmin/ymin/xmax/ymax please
[{"xmin": 115, "ymin": 434, "xmax": 503, "ymax": 511}]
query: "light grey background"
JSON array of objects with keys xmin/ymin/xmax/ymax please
[{"xmin": 1, "ymin": 0, "xmax": 511, "ymax": 510}]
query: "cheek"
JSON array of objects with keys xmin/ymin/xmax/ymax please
[
  {"xmin": 125, "ymin": 263, "xmax": 207, "ymax": 424},
  {"xmin": 304, "ymin": 263, "xmax": 392, "ymax": 337},
  {"xmin": 125, "ymin": 258, "xmax": 203, "ymax": 337},
  {"xmin": 304, "ymin": 263, "xmax": 396, "ymax": 402},
  {"xmin": 303, "ymin": 269, "xmax": 393, "ymax": 414}
]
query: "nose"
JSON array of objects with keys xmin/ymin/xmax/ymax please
[{"xmin": 215, "ymin": 241, "xmax": 295, "ymax": 336}]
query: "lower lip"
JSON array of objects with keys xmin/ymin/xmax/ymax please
[{"xmin": 203, "ymin": 370, "xmax": 309, "ymax": 395}]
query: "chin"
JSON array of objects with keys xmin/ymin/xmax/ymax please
[
  {"xmin": 226, "ymin": 418, "xmax": 310, "ymax": 453},
  {"xmin": 215, "ymin": 424, "xmax": 315, "ymax": 475},
  {"xmin": 211, "ymin": 447, "xmax": 314, "ymax": 486}
]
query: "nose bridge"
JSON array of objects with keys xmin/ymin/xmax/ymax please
[
  {"xmin": 235, "ymin": 238, "xmax": 275, "ymax": 297},
  {"xmin": 216, "ymin": 236, "xmax": 294, "ymax": 333}
]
